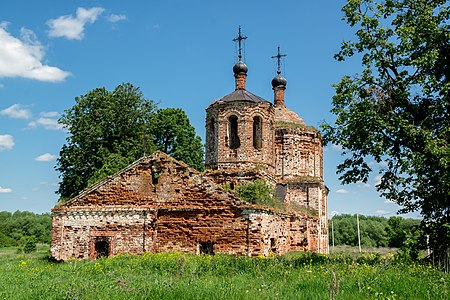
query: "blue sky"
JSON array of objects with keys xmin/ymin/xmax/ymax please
[{"xmin": 0, "ymin": 0, "xmax": 419, "ymax": 218}]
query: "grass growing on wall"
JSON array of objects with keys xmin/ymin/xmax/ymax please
[
  {"xmin": 0, "ymin": 246, "xmax": 449, "ymax": 300},
  {"xmin": 236, "ymin": 179, "xmax": 285, "ymax": 210}
]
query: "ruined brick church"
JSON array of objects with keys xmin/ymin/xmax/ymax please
[{"xmin": 51, "ymin": 31, "xmax": 328, "ymax": 260}]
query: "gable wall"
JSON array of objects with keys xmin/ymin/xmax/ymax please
[{"xmin": 63, "ymin": 154, "xmax": 245, "ymax": 209}]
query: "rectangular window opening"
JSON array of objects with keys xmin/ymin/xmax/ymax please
[
  {"xmin": 199, "ymin": 242, "xmax": 215, "ymax": 255},
  {"xmin": 152, "ymin": 171, "xmax": 160, "ymax": 185},
  {"xmin": 270, "ymin": 238, "xmax": 276, "ymax": 253}
]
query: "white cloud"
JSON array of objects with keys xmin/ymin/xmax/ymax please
[
  {"xmin": 384, "ymin": 199, "xmax": 396, "ymax": 204},
  {"xmin": 374, "ymin": 175, "xmax": 382, "ymax": 186},
  {"xmin": 35, "ymin": 153, "xmax": 57, "ymax": 162},
  {"xmin": 0, "ymin": 27, "xmax": 70, "ymax": 82},
  {"xmin": 40, "ymin": 111, "xmax": 59, "ymax": 118},
  {"xmin": 0, "ymin": 186, "xmax": 12, "ymax": 193},
  {"xmin": 0, "ymin": 21, "xmax": 10, "ymax": 29},
  {"xmin": 40, "ymin": 181, "xmax": 58, "ymax": 187},
  {"xmin": 20, "ymin": 27, "xmax": 39, "ymax": 46},
  {"xmin": 28, "ymin": 117, "xmax": 63, "ymax": 130},
  {"xmin": 0, "ymin": 83, "xmax": 4, "ymax": 89},
  {"xmin": 0, "ymin": 134, "xmax": 14, "ymax": 151},
  {"xmin": 356, "ymin": 182, "xmax": 371, "ymax": 188},
  {"xmin": 379, "ymin": 160, "xmax": 388, "ymax": 167},
  {"xmin": 32, "ymin": 181, "xmax": 58, "ymax": 192},
  {"xmin": 375, "ymin": 210, "xmax": 388, "ymax": 215},
  {"xmin": 107, "ymin": 14, "xmax": 127, "ymax": 22},
  {"xmin": 0, "ymin": 104, "xmax": 32, "ymax": 119},
  {"xmin": 47, "ymin": 7, "xmax": 104, "ymax": 40},
  {"xmin": 336, "ymin": 189, "xmax": 349, "ymax": 194},
  {"xmin": 330, "ymin": 211, "xmax": 341, "ymax": 217},
  {"xmin": 331, "ymin": 144, "xmax": 343, "ymax": 151},
  {"xmin": 369, "ymin": 160, "xmax": 389, "ymax": 168}
]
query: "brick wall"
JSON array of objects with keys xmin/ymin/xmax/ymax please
[
  {"xmin": 274, "ymin": 127, "xmax": 323, "ymax": 179},
  {"xmin": 51, "ymin": 152, "xmax": 323, "ymax": 260},
  {"xmin": 205, "ymin": 102, "xmax": 275, "ymax": 172}
]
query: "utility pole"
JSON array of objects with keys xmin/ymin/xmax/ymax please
[{"xmin": 357, "ymin": 214, "xmax": 362, "ymax": 253}]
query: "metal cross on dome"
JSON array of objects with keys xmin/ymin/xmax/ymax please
[
  {"xmin": 272, "ymin": 46, "xmax": 287, "ymax": 74},
  {"xmin": 233, "ymin": 26, "xmax": 247, "ymax": 61}
]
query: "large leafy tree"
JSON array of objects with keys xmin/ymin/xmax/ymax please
[
  {"xmin": 57, "ymin": 83, "xmax": 156, "ymax": 199},
  {"xmin": 56, "ymin": 83, "xmax": 205, "ymax": 200},
  {"xmin": 322, "ymin": 0, "xmax": 450, "ymax": 264},
  {"xmin": 150, "ymin": 108, "xmax": 204, "ymax": 171}
]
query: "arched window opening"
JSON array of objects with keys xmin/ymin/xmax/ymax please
[
  {"xmin": 209, "ymin": 117, "xmax": 215, "ymax": 135},
  {"xmin": 253, "ymin": 116, "xmax": 262, "ymax": 149},
  {"xmin": 209, "ymin": 117, "xmax": 215, "ymax": 148},
  {"xmin": 228, "ymin": 115, "xmax": 240, "ymax": 149}
]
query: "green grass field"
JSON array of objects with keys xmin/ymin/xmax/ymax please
[{"xmin": 0, "ymin": 246, "xmax": 448, "ymax": 300}]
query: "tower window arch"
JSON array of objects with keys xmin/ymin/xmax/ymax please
[
  {"xmin": 253, "ymin": 116, "xmax": 262, "ymax": 149},
  {"xmin": 209, "ymin": 117, "xmax": 215, "ymax": 147},
  {"xmin": 228, "ymin": 115, "xmax": 240, "ymax": 149}
]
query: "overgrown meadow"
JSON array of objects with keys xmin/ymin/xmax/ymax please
[{"xmin": 0, "ymin": 246, "xmax": 448, "ymax": 300}]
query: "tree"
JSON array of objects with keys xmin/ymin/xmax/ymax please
[
  {"xmin": 57, "ymin": 83, "xmax": 205, "ymax": 199},
  {"xmin": 330, "ymin": 214, "xmax": 389, "ymax": 247},
  {"xmin": 0, "ymin": 211, "xmax": 52, "ymax": 246},
  {"xmin": 385, "ymin": 216, "xmax": 421, "ymax": 248},
  {"xmin": 322, "ymin": 0, "xmax": 450, "ymax": 264},
  {"xmin": 23, "ymin": 237, "xmax": 37, "ymax": 253},
  {"xmin": 150, "ymin": 108, "xmax": 204, "ymax": 171},
  {"xmin": 56, "ymin": 83, "xmax": 156, "ymax": 199}
]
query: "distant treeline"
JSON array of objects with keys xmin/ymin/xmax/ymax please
[
  {"xmin": 0, "ymin": 211, "xmax": 420, "ymax": 249},
  {"xmin": 330, "ymin": 214, "xmax": 421, "ymax": 248},
  {"xmin": 0, "ymin": 211, "xmax": 52, "ymax": 247}
]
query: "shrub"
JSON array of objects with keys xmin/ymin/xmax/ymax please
[
  {"xmin": 236, "ymin": 179, "xmax": 283, "ymax": 209},
  {"xmin": 23, "ymin": 237, "xmax": 37, "ymax": 253}
]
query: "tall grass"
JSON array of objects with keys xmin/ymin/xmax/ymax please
[{"xmin": 0, "ymin": 247, "xmax": 448, "ymax": 300}]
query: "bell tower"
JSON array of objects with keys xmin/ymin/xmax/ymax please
[
  {"xmin": 204, "ymin": 30, "xmax": 328, "ymax": 254},
  {"xmin": 205, "ymin": 27, "xmax": 275, "ymax": 172}
]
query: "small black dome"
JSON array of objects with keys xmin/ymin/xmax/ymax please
[
  {"xmin": 271, "ymin": 74, "xmax": 287, "ymax": 88},
  {"xmin": 233, "ymin": 60, "xmax": 248, "ymax": 75}
]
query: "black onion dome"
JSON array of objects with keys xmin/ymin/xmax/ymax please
[
  {"xmin": 271, "ymin": 72, "xmax": 287, "ymax": 88},
  {"xmin": 233, "ymin": 60, "xmax": 248, "ymax": 75}
]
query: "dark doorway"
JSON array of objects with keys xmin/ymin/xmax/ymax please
[
  {"xmin": 270, "ymin": 238, "xmax": 276, "ymax": 253},
  {"xmin": 199, "ymin": 242, "xmax": 214, "ymax": 255},
  {"xmin": 95, "ymin": 240, "xmax": 110, "ymax": 258}
]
